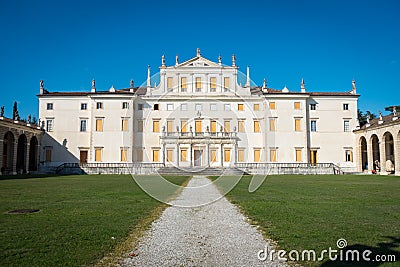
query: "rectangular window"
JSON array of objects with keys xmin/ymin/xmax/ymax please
[
  {"xmin": 45, "ymin": 149, "xmax": 52, "ymax": 162},
  {"xmin": 238, "ymin": 104, "xmax": 244, "ymax": 111},
  {"xmin": 211, "ymin": 149, "xmax": 217, "ymax": 163},
  {"xmin": 137, "ymin": 120, "xmax": 143, "ymax": 132},
  {"xmin": 295, "ymin": 119, "xmax": 301, "ymax": 131},
  {"xmin": 153, "ymin": 120, "xmax": 159, "ymax": 132},
  {"xmin": 224, "ymin": 149, "xmax": 231, "ymax": 162},
  {"xmin": 269, "ymin": 118, "xmax": 276, "ymax": 132},
  {"xmin": 181, "ymin": 120, "xmax": 187, "ymax": 133},
  {"xmin": 254, "ymin": 120, "xmax": 261, "ymax": 133},
  {"xmin": 81, "ymin": 103, "xmax": 87, "ymax": 110},
  {"xmin": 167, "ymin": 149, "xmax": 173, "ymax": 162},
  {"xmin": 167, "ymin": 104, "xmax": 174, "ymax": 111},
  {"xmin": 210, "ymin": 120, "xmax": 217, "ymax": 133},
  {"xmin": 122, "ymin": 102, "xmax": 129, "ymax": 109},
  {"xmin": 238, "ymin": 120, "xmax": 245, "ymax": 133},
  {"xmin": 95, "ymin": 148, "xmax": 102, "ymax": 162},
  {"xmin": 195, "ymin": 104, "xmax": 202, "ymax": 111},
  {"xmin": 344, "ymin": 120, "xmax": 350, "ymax": 132},
  {"xmin": 167, "ymin": 77, "xmax": 173, "ymax": 89},
  {"xmin": 310, "ymin": 120, "xmax": 317, "ymax": 132},
  {"xmin": 343, "ymin": 103, "xmax": 349, "ymax": 110},
  {"xmin": 310, "ymin": 104, "xmax": 316, "ymax": 110},
  {"xmin": 254, "ymin": 149, "xmax": 261, "ymax": 162},
  {"xmin": 167, "ymin": 120, "xmax": 173, "ymax": 133},
  {"xmin": 295, "ymin": 149, "xmax": 302, "ymax": 162},
  {"xmin": 210, "ymin": 77, "xmax": 217, "ymax": 91},
  {"xmin": 224, "ymin": 120, "xmax": 230, "ymax": 132},
  {"xmin": 152, "ymin": 149, "xmax": 159, "ymax": 162},
  {"xmin": 224, "ymin": 104, "xmax": 231, "ymax": 111},
  {"xmin": 121, "ymin": 119, "xmax": 128, "ymax": 131},
  {"xmin": 254, "ymin": 104, "xmax": 260, "ymax": 111},
  {"xmin": 294, "ymin": 102, "xmax": 301, "ymax": 110},
  {"xmin": 195, "ymin": 120, "xmax": 202, "ymax": 133},
  {"xmin": 95, "ymin": 118, "xmax": 103, "ymax": 132},
  {"xmin": 46, "ymin": 119, "xmax": 53, "ymax": 132},
  {"xmin": 154, "ymin": 104, "xmax": 159, "ymax": 110},
  {"xmin": 238, "ymin": 149, "xmax": 245, "ymax": 162},
  {"xmin": 270, "ymin": 149, "xmax": 277, "ymax": 162},
  {"xmin": 137, "ymin": 103, "xmax": 144, "ymax": 110},
  {"xmin": 80, "ymin": 119, "xmax": 87, "ymax": 132},
  {"xmin": 121, "ymin": 148, "xmax": 128, "ymax": 162},
  {"xmin": 47, "ymin": 103, "xmax": 53, "ymax": 110},
  {"xmin": 224, "ymin": 77, "xmax": 230, "ymax": 90},
  {"xmin": 345, "ymin": 150, "xmax": 353, "ymax": 162},
  {"xmin": 269, "ymin": 102, "xmax": 276, "ymax": 110},
  {"xmin": 181, "ymin": 149, "xmax": 187, "ymax": 162},
  {"xmin": 195, "ymin": 77, "xmax": 202, "ymax": 91},
  {"xmin": 136, "ymin": 149, "xmax": 143, "ymax": 162},
  {"xmin": 181, "ymin": 103, "xmax": 187, "ymax": 111},
  {"xmin": 181, "ymin": 77, "xmax": 187, "ymax": 91},
  {"xmin": 96, "ymin": 102, "xmax": 103, "ymax": 109},
  {"xmin": 210, "ymin": 104, "xmax": 217, "ymax": 111}
]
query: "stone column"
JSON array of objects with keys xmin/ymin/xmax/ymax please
[
  {"xmin": 162, "ymin": 143, "xmax": 166, "ymax": 166},
  {"xmin": 395, "ymin": 136, "xmax": 400, "ymax": 176},
  {"xmin": 12, "ymin": 140, "xmax": 18, "ymax": 175},
  {"xmin": 220, "ymin": 143, "xmax": 224, "ymax": 167},
  {"xmin": 176, "ymin": 143, "xmax": 180, "ymax": 167},
  {"xmin": 231, "ymin": 143, "xmax": 236, "ymax": 167},
  {"xmin": 367, "ymin": 142, "xmax": 374, "ymax": 174},
  {"xmin": 205, "ymin": 143, "xmax": 210, "ymax": 167},
  {"xmin": 379, "ymin": 140, "xmax": 386, "ymax": 174},
  {"xmin": 190, "ymin": 144, "xmax": 193, "ymax": 168},
  {"xmin": 0, "ymin": 139, "xmax": 3, "ymax": 173},
  {"xmin": 25, "ymin": 142, "xmax": 30, "ymax": 173}
]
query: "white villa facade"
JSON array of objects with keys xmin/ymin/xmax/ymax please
[{"xmin": 38, "ymin": 49, "xmax": 359, "ymax": 172}]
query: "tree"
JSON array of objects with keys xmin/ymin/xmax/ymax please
[{"xmin": 358, "ymin": 109, "xmax": 376, "ymax": 127}]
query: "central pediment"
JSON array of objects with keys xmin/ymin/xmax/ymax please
[{"xmin": 177, "ymin": 56, "xmax": 221, "ymax": 68}]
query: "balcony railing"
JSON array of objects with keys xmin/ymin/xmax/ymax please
[{"xmin": 161, "ymin": 131, "xmax": 238, "ymax": 138}]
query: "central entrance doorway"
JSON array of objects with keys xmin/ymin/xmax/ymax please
[
  {"xmin": 80, "ymin": 151, "xmax": 88, "ymax": 164},
  {"xmin": 194, "ymin": 150, "xmax": 203, "ymax": 167}
]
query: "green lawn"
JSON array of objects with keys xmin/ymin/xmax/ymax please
[
  {"xmin": 212, "ymin": 175, "xmax": 400, "ymax": 266},
  {"xmin": 0, "ymin": 174, "xmax": 189, "ymax": 267}
]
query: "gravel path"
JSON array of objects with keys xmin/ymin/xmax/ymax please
[{"xmin": 120, "ymin": 176, "xmax": 287, "ymax": 267}]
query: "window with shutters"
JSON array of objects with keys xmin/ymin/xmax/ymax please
[
  {"xmin": 270, "ymin": 149, "xmax": 277, "ymax": 162},
  {"xmin": 167, "ymin": 120, "xmax": 173, "ymax": 133},
  {"xmin": 121, "ymin": 119, "xmax": 128, "ymax": 131},
  {"xmin": 254, "ymin": 104, "xmax": 260, "ymax": 111},
  {"xmin": 167, "ymin": 77, "xmax": 173, "ymax": 89},
  {"xmin": 195, "ymin": 77, "xmax": 202, "ymax": 91},
  {"xmin": 254, "ymin": 149, "xmax": 261, "ymax": 162},
  {"xmin": 224, "ymin": 149, "xmax": 231, "ymax": 162},
  {"xmin": 224, "ymin": 77, "xmax": 230, "ymax": 91},
  {"xmin": 294, "ymin": 102, "xmax": 301, "ymax": 110},
  {"xmin": 254, "ymin": 120, "xmax": 261, "ymax": 133},
  {"xmin": 295, "ymin": 119, "xmax": 301, "ymax": 131},
  {"xmin": 295, "ymin": 149, "xmax": 302, "ymax": 162},
  {"xmin": 121, "ymin": 148, "xmax": 128, "ymax": 162},
  {"xmin": 238, "ymin": 149, "xmax": 245, "ymax": 162},
  {"xmin": 210, "ymin": 77, "xmax": 217, "ymax": 91},
  {"xmin": 95, "ymin": 118, "xmax": 103, "ymax": 132},
  {"xmin": 269, "ymin": 102, "xmax": 276, "ymax": 110},
  {"xmin": 224, "ymin": 120, "xmax": 230, "ymax": 132},
  {"xmin": 95, "ymin": 148, "xmax": 102, "ymax": 162},
  {"xmin": 152, "ymin": 149, "xmax": 160, "ymax": 162},
  {"xmin": 181, "ymin": 120, "xmax": 187, "ymax": 133},
  {"xmin": 238, "ymin": 104, "xmax": 244, "ymax": 111},
  {"xmin": 269, "ymin": 118, "xmax": 276, "ymax": 131},
  {"xmin": 181, "ymin": 77, "xmax": 187, "ymax": 91},
  {"xmin": 210, "ymin": 120, "xmax": 217, "ymax": 133},
  {"xmin": 153, "ymin": 120, "xmax": 160, "ymax": 132},
  {"xmin": 181, "ymin": 149, "xmax": 187, "ymax": 162},
  {"xmin": 238, "ymin": 120, "xmax": 245, "ymax": 133}
]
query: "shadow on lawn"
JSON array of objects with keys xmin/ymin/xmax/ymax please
[{"xmin": 320, "ymin": 236, "xmax": 400, "ymax": 267}]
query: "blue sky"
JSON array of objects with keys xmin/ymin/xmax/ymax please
[{"xmin": 0, "ymin": 0, "xmax": 399, "ymax": 119}]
